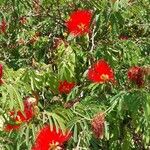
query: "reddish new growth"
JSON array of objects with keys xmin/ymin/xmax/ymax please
[
  {"xmin": 0, "ymin": 64, "xmax": 3, "ymax": 85},
  {"xmin": 58, "ymin": 80, "xmax": 75, "ymax": 94},
  {"xmin": 127, "ymin": 66, "xmax": 144, "ymax": 87},
  {"xmin": 17, "ymin": 38, "xmax": 26, "ymax": 46},
  {"xmin": 32, "ymin": 125, "xmax": 72, "ymax": 150},
  {"xmin": 91, "ymin": 112, "xmax": 105, "ymax": 139},
  {"xmin": 53, "ymin": 37, "xmax": 68, "ymax": 49},
  {"xmin": 119, "ymin": 35, "xmax": 129, "ymax": 40},
  {"xmin": 0, "ymin": 18, "xmax": 7, "ymax": 33},
  {"xmin": 29, "ymin": 32, "xmax": 40, "ymax": 44},
  {"xmin": 87, "ymin": 59, "xmax": 115, "ymax": 83},
  {"xmin": 5, "ymin": 97, "xmax": 36, "ymax": 131},
  {"xmin": 66, "ymin": 10, "xmax": 92, "ymax": 36},
  {"xmin": 19, "ymin": 16, "xmax": 28, "ymax": 25}
]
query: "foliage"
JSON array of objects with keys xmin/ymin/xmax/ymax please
[{"xmin": 0, "ymin": 0, "xmax": 150, "ymax": 149}]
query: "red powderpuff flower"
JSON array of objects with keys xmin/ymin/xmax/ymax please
[
  {"xmin": 5, "ymin": 97, "xmax": 36, "ymax": 131},
  {"xmin": 91, "ymin": 112, "xmax": 105, "ymax": 139},
  {"xmin": 127, "ymin": 66, "xmax": 144, "ymax": 87},
  {"xmin": 66, "ymin": 10, "xmax": 92, "ymax": 36},
  {"xmin": 87, "ymin": 59, "xmax": 115, "ymax": 83},
  {"xmin": 5, "ymin": 111, "xmax": 27, "ymax": 131},
  {"xmin": 32, "ymin": 125, "xmax": 72, "ymax": 150},
  {"xmin": 0, "ymin": 18, "xmax": 7, "ymax": 33},
  {"xmin": 58, "ymin": 80, "xmax": 75, "ymax": 94}
]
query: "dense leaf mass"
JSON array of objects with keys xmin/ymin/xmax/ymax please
[{"xmin": 0, "ymin": 0, "xmax": 150, "ymax": 149}]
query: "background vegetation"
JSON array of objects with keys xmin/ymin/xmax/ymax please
[{"xmin": 0, "ymin": 0, "xmax": 150, "ymax": 149}]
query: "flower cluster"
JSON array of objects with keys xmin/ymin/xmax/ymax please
[
  {"xmin": 87, "ymin": 59, "xmax": 115, "ymax": 83},
  {"xmin": 58, "ymin": 80, "xmax": 75, "ymax": 94},
  {"xmin": 87, "ymin": 59, "xmax": 146, "ymax": 87},
  {"xmin": 66, "ymin": 10, "xmax": 92, "ymax": 36},
  {"xmin": 91, "ymin": 112, "xmax": 105, "ymax": 139},
  {"xmin": 127, "ymin": 66, "xmax": 144, "ymax": 87},
  {"xmin": 32, "ymin": 125, "xmax": 72, "ymax": 150},
  {"xmin": 5, "ymin": 97, "xmax": 36, "ymax": 131},
  {"xmin": 0, "ymin": 18, "xmax": 7, "ymax": 34}
]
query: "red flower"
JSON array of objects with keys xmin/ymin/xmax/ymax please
[
  {"xmin": 0, "ymin": 18, "xmax": 7, "ymax": 33},
  {"xmin": 127, "ymin": 66, "xmax": 144, "ymax": 87},
  {"xmin": 0, "ymin": 64, "xmax": 3, "ymax": 85},
  {"xmin": 4, "ymin": 124, "xmax": 21, "ymax": 131},
  {"xmin": 5, "ymin": 97, "xmax": 36, "ymax": 131},
  {"xmin": 32, "ymin": 125, "xmax": 72, "ymax": 150},
  {"xmin": 58, "ymin": 80, "xmax": 75, "ymax": 94},
  {"xmin": 91, "ymin": 112, "xmax": 105, "ymax": 139},
  {"xmin": 87, "ymin": 59, "xmax": 115, "ymax": 83},
  {"xmin": 66, "ymin": 10, "xmax": 92, "ymax": 36},
  {"xmin": 5, "ymin": 111, "xmax": 26, "ymax": 131}
]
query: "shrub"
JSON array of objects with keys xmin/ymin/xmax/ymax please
[{"xmin": 0, "ymin": 0, "xmax": 150, "ymax": 149}]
